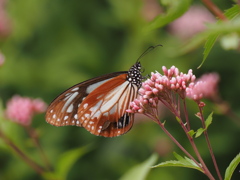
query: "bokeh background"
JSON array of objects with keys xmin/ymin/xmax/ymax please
[{"xmin": 0, "ymin": 0, "xmax": 239, "ymax": 179}]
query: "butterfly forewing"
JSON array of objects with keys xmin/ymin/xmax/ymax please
[{"xmin": 46, "ymin": 72, "xmax": 127, "ymax": 128}]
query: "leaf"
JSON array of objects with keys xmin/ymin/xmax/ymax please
[
  {"xmin": 198, "ymin": 33, "xmax": 219, "ymax": 68},
  {"xmin": 224, "ymin": 153, "xmax": 240, "ymax": 180},
  {"xmin": 153, "ymin": 152, "xmax": 203, "ymax": 172},
  {"xmin": 145, "ymin": 0, "xmax": 191, "ymax": 31},
  {"xmin": 195, "ymin": 128, "xmax": 204, "ymax": 138},
  {"xmin": 199, "ymin": 4, "xmax": 240, "ymax": 68},
  {"xmin": 43, "ymin": 144, "xmax": 93, "ymax": 180},
  {"xmin": 120, "ymin": 154, "xmax": 158, "ymax": 180},
  {"xmin": 187, "ymin": 130, "xmax": 195, "ymax": 137},
  {"xmin": 177, "ymin": 5, "xmax": 240, "ymax": 62},
  {"xmin": 205, "ymin": 112, "xmax": 213, "ymax": 129},
  {"xmin": 195, "ymin": 112, "xmax": 213, "ymax": 138},
  {"xmin": 56, "ymin": 145, "xmax": 93, "ymax": 178}
]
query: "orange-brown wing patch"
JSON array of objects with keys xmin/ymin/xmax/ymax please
[{"xmin": 78, "ymin": 74, "xmax": 139, "ymax": 137}]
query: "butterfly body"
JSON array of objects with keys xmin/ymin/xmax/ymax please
[{"xmin": 46, "ymin": 62, "xmax": 142, "ymax": 137}]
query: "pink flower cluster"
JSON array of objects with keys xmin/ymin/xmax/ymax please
[
  {"xmin": 186, "ymin": 73, "xmax": 220, "ymax": 101},
  {"xmin": 5, "ymin": 95, "xmax": 47, "ymax": 126},
  {"xmin": 127, "ymin": 66, "xmax": 196, "ymax": 114},
  {"xmin": 127, "ymin": 66, "xmax": 220, "ymax": 114},
  {"xmin": 168, "ymin": 5, "xmax": 215, "ymax": 40}
]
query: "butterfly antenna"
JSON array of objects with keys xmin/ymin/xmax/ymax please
[{"xmin": 136, "ymin": 44, "xmax": 162, "ymax": 63}]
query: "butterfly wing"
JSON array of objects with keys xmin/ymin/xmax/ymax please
[
  {"xmin": 78, "ymin": 74, "xmax": 138, "ymax": 137},
  {"xmin": 46, "ymin": 71, "xmax": 138, "ymax": 137}
]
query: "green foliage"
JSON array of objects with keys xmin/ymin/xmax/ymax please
[
  {"xmin": 200, "ymin": 4, "xmax": 240, "ymax": 68},
  {"xmin": 146, "ymin": 0, "xmax": 192, "ymax": 31},
  {"xmin": 187, "ymin": 112, "xmax": 213, "ymax": 138},
  {"xmin": 195, "ymin": 112, "xmax": 213, "ymax": 138},
  {"xmin": 120, "ymin": 154, "xmax": 158, "ymax": 180},
  {"xmin": 152, "ymin": 152, "xmax": 203, "ymax": 172},
  {"xmin": 178, "ymin": 4, "xmax": 240, "ymax": 65},
  {"xmin": 43, "ymin": 145, "xmax": 93, "ymax": 180},
  {"xmin": 224, "ymin": 153, "xmax": 240, "ymax": 180}
]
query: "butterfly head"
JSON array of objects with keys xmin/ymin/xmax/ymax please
[{"xmin": 127, "ymin": 62, "xmax": 143, "ymax": 88}]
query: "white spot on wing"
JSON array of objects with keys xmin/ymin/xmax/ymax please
[
  {"xmin": 64, "ymin": 116, "xmax": 69, "ymax": 120},
  {"xmin": 92, "ymin": 110, "xmax": 101, "ymax": 119},
  {"xmin": 66, "ymin": 104, "xmax": 73, "ymax": 113},
  {"xmin": 74, "ymin": 114, "xmax": 78, "ymax": 119},
  {"xmin": 71, "ymin": 87, "xmax": 79, "ymax": 91},
  {"xmin": 86, "ymin": 78, "xmax": 113, "ymax": 94},
  {"xmin": 83, "ymin": 103, "xmax": 88, "ymax": 109},
  {"xmin": 62, "ymin": 92, "xmax": 78, "ymax": 112},
  {"xmin": 89, "ymin": 100, "xmax": 103, "ymax": 114}
]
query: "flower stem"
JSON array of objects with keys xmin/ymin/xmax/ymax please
[
  {"xmin": 25, "ymin": 126, "xmax": 52, "ymax": 171},
  {"xmin": 0, "ymin": 129, "xmax": 45, "ymax": 175},
  {"xmin": 176, "ymin": 116, "xmax": 215, "ymax": 180},
  {"xmin": 201, "ymin": 0, "xmax": 227, "ymax": 20},
  {"xmin": 154, "ymin": 117, "xmax": 201, "ymax": 168},
  {"xmin": 183, "ymin": 100, "xmax": 191, "ymax": 130},
  {"xmin": 198, "ymin": 106, "xmax": 223, "ymax": 180}
]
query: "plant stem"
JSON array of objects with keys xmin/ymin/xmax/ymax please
[
  {"xmin": 154, "ymin": 117, "xmax": 202, "ymax": 169},
  {"xmin": 0, "ymin": 130, "xmax": 45, "ymax": 175},
  {"xmin": 171, "ymin": 101, "xmax": 215, "ymax": 180},
  {"xmin": 183, "ymin": 100, "xmax": 191, "ymax": 130},
  {"xmin": 198, "ymin": 106, "xmax": 223, "ymax": 180},
  {"xmin": 201, "ymin": 0, "xmax": 227, "ymax": 20},
  {"xmin": 176, "ymin": 115, "xmax": 215, "ymax": 180},
  {"xmin": 25, "ymin": 126, "xmax": 52, "ymax": 171}
]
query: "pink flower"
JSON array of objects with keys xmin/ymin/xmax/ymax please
[
  {"xmin": 168, "ymin": 5, "xmax": 215, "ymax": 39},
  {"xmin": 186, "ymin": 73, "xmax": 220, "ymax": 101},
  {"xmin": 0, "ymin": 0, "xmax": 11, "ymax": 37},
  {"xmin": 5, "ymin": 95, "xmax": 47, "ymax": 126},
  {"xmin": 127, "ymin": 66, "xmax": 196, "ymax": 116},
  {"xmin": 142, "ymin": 0, "xmax": 162, "ymax": 21},
  {"xmin": 0, "ymin": 51, "xmax": 4, "ymax": 66}
]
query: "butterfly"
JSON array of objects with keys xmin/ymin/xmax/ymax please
[{"xmin": 45, "ymin": 45, "xmax": 161, "ymax": 137}]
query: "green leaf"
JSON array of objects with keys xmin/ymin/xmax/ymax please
[
  {"xmin": 153, "ymin": 152, "xmax": 203, "ymax": 172},
  {"xmin": 43, "ymin": 144, "xmax": 93, "ymax": 180},
  {"xmin": 195, "ymin": 112, "xmax": 213, "ymax": 138},
  {"xmin": 199, "ymin": 4, "xmax": 240, "ymax": 68},
  {"xmin": 187, "ymin": 130, "xmax": 195, "ymax": 137},
  {"xmin": 205, "ymin": 112, "xmax": 213, "ymax": 128},
  {"xmin": 198, "ymin": 33, "xmax": 219, "ymax": 68},
  {"xmin": 120, "ymin": 154, "xmax": 158, "ymax": 180},
  {"xmin": 224, "ymin": 153, "xmax": 240, "ymax": 180},
  {"xmin": 195, "ymin": 128, "xmax": 204, "ymax": 138},
  {"xmin": 145, "ymin": 0, "xmax": 192, "ymax": 31},
  {"xmin": 57, "ymin": 145, "xmax": 93, "ymax": 178}
]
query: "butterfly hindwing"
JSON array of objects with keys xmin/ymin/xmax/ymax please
[{"xmin": 78, "ymin": 74, "xmax": 139, "ymax": 137}]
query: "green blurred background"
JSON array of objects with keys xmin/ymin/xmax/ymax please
[{"xmin": 0, "ymin": 0, "xmax": 239, "ymax": 179}]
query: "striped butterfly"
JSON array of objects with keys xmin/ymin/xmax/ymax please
[{"xmin": 45, "ymin": 45, "xmax": 160, "ymax": 137}]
